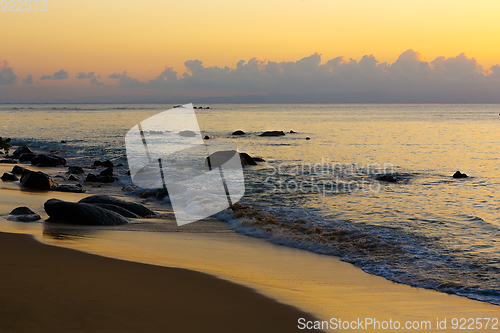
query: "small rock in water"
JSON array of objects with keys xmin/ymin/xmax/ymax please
[
  {"xmin": 67, "ymin": 166, "xmax": 84, "ymax": 174},
  {"xmin": 12, "ymin": 146, "xmax": 33, "ymax": 159},
  {"xmin": 376, "ymin": 175, "xmax": 401, "ymax": 183},
  {"xmin": 0, "ymin": 159, "xmax": 17, "ymax": 164},
  {"xmin": 8, "ymin": 206, "xmax": 41, "ymax": 222},
  {"xmin": 31, "ymin": 154, "xmax": 66, "ymax": 167},
  {"xmin": 259, "ymin": 131, "xmax": 285, "ymax": 137},
  {"xmin": 453, "ymin": 171, "xmax": 468, "ymax": 178},
  {"xmin": 178, "ymin": 130, "xmax": 197, "ymax": 137},
  {"xmin": 52, "ymin": 184, "xmax": 86, "ymax": 193},
  {"xmin": 204, "ymin": 135, "xmax": 210, "ymax": 140},
  {"xmin": 60, "ymin": 140, "xmax": 67, "ymax": 143},
  {"xmin": 20, "ymin": 171, "xmax": 56, "ymax": 190},
  {"xmin": 92, "ymin": 160, "xmax": 114, "ymax": 168},
  {"xmin": 1, "ymin": 172, "xmax": 18, "ymax": 181},
  {"xmin": 79, "ymin": 195, "xmax": 155, "ymax": 217},
  {"xmin": 19, "ymin": 153, "xmax": 37, "ymax": 162},
  {"xmin": 252, "ymin": 157, "xmax": 265, "ymax": 162},
  {"xmin": 44, "ymin": 199, "xmax": 129, "ymax": 226},
  {"xmin": 305, "ymin": 137, "xmax": 311, "ymax": 140},
  {"xmin": 68, "ymin": 174, "xmax": 79, "ymax": 181},
  {"xmin": 232, "ymin": 130, "xmax": 246, "ymax": 135},
  {"xmin": 11, "ymin": 165, "xmax": 29, "ymax": 175},
  {"xmin": 99, "ymin": 167, "xmax": 113, "ymax": 176},
  {"xmin": 85, "ymin": 173, "xmax": 116, "ymax": 183},
  {"xmin": 289, "ymin": 130, "xmax": 296, "ymax": 133}
]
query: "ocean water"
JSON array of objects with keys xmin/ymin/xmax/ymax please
[{"xmin": 2, "ymin": 103, "xmax": 500, "ymax": 305}]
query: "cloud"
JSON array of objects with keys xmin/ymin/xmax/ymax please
[
  {"xmin": 76, "ymin": 71, "xmax": 104, "ymax": 86},
  {"xmin": 40, "ymin": 69, "xmax": 69, "ymax": 80},
  {"xmin": 0, "ymin": 58, "xmax": 18, "ymax": 85},
  {"xmin": 109, "ymin": 71, "xmax": 145, "ymax": 88},
  {"xmin": 23, "ymin": 74, "xmax": 33, "ymax": 84}
]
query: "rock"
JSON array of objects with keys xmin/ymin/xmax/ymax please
[
  {"xmin": 205, "ymin": 106, "xmax": 210, "ymax": 109},
  {"xmin": 78, "ymin": 195, "xmax": 155, "ymax": 217},
  {"xmin": 204, "ymin": 135, "xmax": 210, "ymax": 140},
  {"xmin": 232, "ymin": 130, "xmax": 246, "ymax": 135},
  {"xmin": 61, "ymin": 140, "xmax": 67, "ymax": 143},
  {"xmin": 178, "ymin": 130, "xmax": 197, "ymax": 137},
  {"xmin": 67, "ymin": 166, "xmax": 84, "ymax": 174},
  {"xmin": 12, "ymin": 146, "xmax": 33, "ymax": 159},
  {"xmin": 1, "ymin": 172, "xmax": 18, "ymax": 181},
  {"xmin": 10, "ymin": 207, "xmax": 36, "ymax": 215},
  {"xmin": 305, "ymin": 137, "xmax": 311, "ymax": 140},
  {"xmin": 31, "ymin": 154, "xmax": 67, "ymax": 167},
  {"xmin": 68, "ymin": 174, "xmax": 79, "ymax": 181},
  {"xmin": 239, "ymin": 152, "xmax": 257, "ymax": 166},
  {"xmin": 453, "ymin": 171, "xmax": 468, "ymax": 178},
  {"xmin": 259, "ymin": 131, "xmax": 285, "ymax": 137},
  {"xmin": 92, "ymin": 160, "xmax": 114, "ymax": 168},
  {"xmin": 86, "ymin": 203, "xmax": 139, "ymax": 218},
  {"xmin": 206, "ymin": 150, "xmax": 257, "ymax": 168},
  {"xmin": 52, "ymin": 184, "xmax": 86, "ymax": 193},
  {"xmin": 0, "ymin": 159, "xmax": 17, "ymax": 164},
  {"xmin": 19, "ymin": 153, "xmax": 37, "ymax": 162},
  {"xmin": 99, "ymin": 167, "xmax": 113, "ymax": 176},
  {"xmin": 376, "ymin": 175, "xmax": 401, "ymax": 183},
  {"xmin": 20, "ymin": 171, "xmax": 56, "ymax": 190},
  {"xmin": 289, "ymin": 130, "xmax": 296, "ymax": 133},
  {"xmin": 252, "ymin": 157, "xmax": 265, "ymax": 162},
  {"xmin": 44, "ymin": 199, "xmax": 129, "ymax": 226},
  {"xmin": 11, "ymin": 165, "xmax": 29, "ymax": 175},
  {"xmin": 85, "ymin": 173, "xmax": 116, "ymax": 183}
]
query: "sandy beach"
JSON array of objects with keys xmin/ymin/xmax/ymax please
[{"xmin": 1, "ymin": 163, "xmax": 500, "ymax": 332}]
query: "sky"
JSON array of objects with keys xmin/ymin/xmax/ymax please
[{"xmin": 1, "ymin": 0, "xmax": 500, "ymax": 102}]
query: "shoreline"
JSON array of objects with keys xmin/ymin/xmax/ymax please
[{"xmin": 2, "ymin": 163, "xmax": 500, "ymax": 332}]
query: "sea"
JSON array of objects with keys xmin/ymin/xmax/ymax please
[{"xmin": 1, "ymin": 103, "xmax": 500, "ymax": 305}]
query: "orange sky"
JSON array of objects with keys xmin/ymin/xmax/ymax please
[{"xmin": 2, "ymin": 0, "xmax": 500, "ymax": 82}]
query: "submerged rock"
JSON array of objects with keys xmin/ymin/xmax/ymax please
[
  {"xmin": 68, "ymin": 174, "xmax": 80, "ymax": 181},
  {"xmin": 305, "ymin": 137, "xmax": 311, "ymax": 140},
  {"xmin": 1, "ymin": 172, "xmax": 18, "ymax": 181},
  {"xmin": 206, "ymin": 150, "xmax": 257, "ymax": 168},
  {"xmin": 376, "ymin": 175, "xmax": 401, "ymax": 183},
  {"xmin": 67, "ymin": 166, "xmax": 85, "ymax": 174},
  {"xmin": 178, "ymin": 130, "xmax": 197, "ymax": 137},
  {"xmin": 12, "ymin": 146, "xmax": 33, "ymax": 159},
  {"xmin": 232, "ymin": 130, "xmax": 246, "ymax": 135},
  {"xmin": 78, "ymin": 195, "xmax": 155, "ymax": 217},
  {"xmin": 52, "ymin": 184, "xmax": 86, "ymax": 193},
  {"xmin": 31, "ymin": 154, "xmax": 67, "ymax": 167},
  {"xmin": 8, "ymin": 206, "xmax": 41, "ymax": 222},
  {"xmin": 0, "ymin": 159, "xmax": 17, "ymax": 164},
  {"xmin": 44, "ymin": 199, "xmax": 129, "ymax": 226},
  {"xmin": 85, "ymin": 173, "xmax": 116, "ymax": 183},
  {"xmin": 19, "ymin": 153, "xmax": 37, "ymax": 162},
  {"xmin": 259, "ymin": 131, "xmax": 285, "ymax": 137},
  {"xmin": 92, "ymin": 160, "xmax": 114, "ymax": 168},
  {"xmin": 20, "ymin": 171, "xmax": 56, "ymax": 190},
  {"xmin": 453, "ymin": 171, "xmax": 468, "ymax": 178}
]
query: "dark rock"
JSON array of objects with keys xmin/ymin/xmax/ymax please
[
  {"xmin": 8, "ymin": 214, "xmax": 41, "ymax": 222},
  {"xmin": 232, "ymin": 130, "xmax": 246, "ymax": 135},
  {"xmin": 155, "ymin": 188, "xmax": 170, "ymax": 200},
  {"xmin": 178, "ymin": 130, "xmax": 197, "ymax": 137},
  {"xmin": 252, "ymin": 157, "xmax": 265, "ymax": 162},
  {"xmin": 99, "ymin": 167, "xmax": 113, "ymax": 176},
  {"xmin": 87, "ymin": 203, "xmax": 139, "ymax": 218},
  {"xmin": 259, "ymin": 131, "xmax": 285, "ymax": 137},
  {"xmin": 20, "ymin": 171, "xmax": 56, "ymax": 190},
  {"xmin": 289, "ymin": 130, "xmax": 296, "ymax": 133},
  {"xmin": 12, "ymin": 146, "xmax": 33, "ymax": 158},
  {"xmin": 453, "ymin": 171, "xmax": 468, "ymax": 178},
  {"xmin": 52, "ymin": 184, "xmax": 86, "ymax": 193},
  {"xmin": 68, "ymin": 174, "xmax": 79, "ymax": 181},
  {"xmin": 204, "ymin": 135, "xmax": 210, "ymax": 140},
  {"xmin": 239, "ymin": 152, "xmax": 257, "ymax": 166},
  {"xmin": 1, "ymin": 172, "xmax": 18, "ymax": 181},
  {"xmin": 31, "ymin": 154, "xmax": 67, "ymax": 167},
  {"xmin": 305, "ymin": 137, "xmax": 311, "ymax": 140},
  {"xmin": 376, "ymin": 175, "xmax": 401, "ymax": 183},
  {"xmin": 0, "ymin": 159, "xmax": 17, "ymax": 164},
  {"xmin": 11, "ymin": 165, "xmax": 29, "ymax": 175},
  {"xmin": 116, "ymin": 163, "xmax": 124, "ymax": 167},
  {"xmin": 79, "ymin": 195, "xmax": 155, "ymax": 217},
  {"xmin": 206, "ymin": 151, "xmax": 257, "ymax": 168},
  {"xmin": 205, "ymin": 106, "xmax": 210, "ymax": 109},
  {"xmin": 85, "ymin": 173, "xmax": 116, "ymax": 183},
  {"xmin": 44, "ymin": 199, "xmax": 129, "ymax": 226},
  {"xmin": 92, "ymin": 160, "xmax": 114, "ymax": 168},
  {"xmin": 19, "ymin": 153, "xmax": 37, "ymax": 162},
  {"xmin": 10, "ymin": 206, "xmax": 36, "ymax": 215},
  {"xmin": 67, "ymin": 166, "xmax": 84, "ymax": 174},
  {"xmin": 61, "ymin": 140, "xmax": 67, "ymax": 143}
]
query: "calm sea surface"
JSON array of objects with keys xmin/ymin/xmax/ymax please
[{"xmin": 2, "ymin": 103, "xmax": 500, "ymax": 304}]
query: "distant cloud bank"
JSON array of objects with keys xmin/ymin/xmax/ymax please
[{"xmin": 2, "ymin": 50, "xmax": 500, "ymax": 103}]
